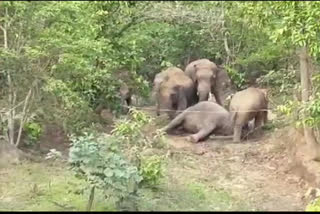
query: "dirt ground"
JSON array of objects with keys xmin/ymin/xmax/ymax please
[
  {"xmin": 166, "ymin": 132, "xmax": 308, "ymax": 211},
  {"xmin": 143, "ymin": 106, "xmax": 311, "ymax": 211},
  {"xmin": 1, "ymin": 107, "xmax": 317, "ymax": 211}
]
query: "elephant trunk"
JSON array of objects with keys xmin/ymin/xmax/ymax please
[
  {"xmin": 160, "ymin": 97, "xmax": 175, "ymax": 119},
  {"xmin": 197, "ymin": 82, "xmax": 211, "ymax": 102}
]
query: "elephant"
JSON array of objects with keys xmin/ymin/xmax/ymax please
[
  {"xmin": 154, "ymin": 67, "xmax": 198, "ymax": 119},
  {"xmin": 215, "ymin": 66, "xmax": 236, "ymax": 107},
  {"xmin": 119, "ymin": 83, "xmax": 132, "ymax": 114},
  {"xmin": 151, "ymin": 67, "xmax": 182, "ymax": 101},
  {"xmin": 185, "ymin": 59, "xmax": 234, "ymax": 107},
  {"xmin": 94, "ymin": 82, "xmax": 132, "ymax": 116},
  {"xmin": 161, "ymin": 101, "xmax": 233, "ymax": 143},
  {"xmin": 229, "ymin": 87, "xmax": 268, "ymax": 143}
]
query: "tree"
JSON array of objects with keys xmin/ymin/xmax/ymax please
[{"xmin": 240, "ymin": 1, "xmax": 320, "ymax": 160}]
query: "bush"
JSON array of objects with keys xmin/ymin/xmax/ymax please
[
  {"xmin": 139, "ymin": 155, "xmax": 165, "ymax": 187},
  {"xmin": 23, "ymin": 121, "xmax": 43, "ymax": 146},
  {"xmin": 68, "ymin": 132, "xmax": 143, "ymax": 211},
  {"xmin": 306, "ymin": 198, "xmax": 320, "ymax": 211},
  {"xmin": 68, "ymin": 109, "xmax": 167, "ymax": 211}
]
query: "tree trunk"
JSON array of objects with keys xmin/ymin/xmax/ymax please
[
  {"xmin": 299, "ymin": 46, "xmax": 320, "ymax": 161},
  {"xmin": 0, "ymin": 8, "xmax": 15, "ymax": 146},
  {"xmin": 86, "ymin": 186, "xmax": 95, "ymax": 211}
]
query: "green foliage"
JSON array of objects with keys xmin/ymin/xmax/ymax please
[
  {"xmin": 23, "ymin": 121, "xmax": 42, "ymax": 146},
  {"xmin": 68, "ymin": 109, "xmax": 167, "ymax": 210},
  {"xmin": 68, "ymin": 132, "xmax": 142, "ymax": 209},
  {"xmin": 303, "ymin": 93, "xmax": 320, "ymax": 127},
  {"xmin": 306, "ymin": 198, "xmax": 320, "ymax": 211},
  {"xmin": 225, "ymin": 66, "xmax": 246, "ymax": 89},
  {"xmin": 256, "ymin": 68, "xmax": 298, "ymax": 96},
  {"xmin": 111, "ymin": 108, "xmax": 152, "ymax": 148},
  {"xmin": 139, "ymin": 155, "xmax": 165, "ymax": 187},
  {"xmin": 111, "ymin": 109, "xmax": 167, "ymax": 185}
]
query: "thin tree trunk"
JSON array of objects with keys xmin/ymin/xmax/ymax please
[
  {"xmin": 299, "ymin": 46, "xmax": 320, "ymax": 161},
  {"xmin": 15, "ymin": 88, "xmax": 32, "ymax": 147},
  {"xmin": 86, "ymin": 186, "xmax": 95, "ymax": 211},
  {"xmin": 221, "ymin": 7, "xmax": 232, "ymax": 65},
  {"xmin": 1, "ymin": 13, "xmax": 15, "ymax": 145}
]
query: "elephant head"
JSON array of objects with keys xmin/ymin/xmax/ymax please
[
  {"xmin": 194, "ymin": 63, "xmax": 218, "ymax": 101},
  {"xmin": 185, "ymin": 59, "xmax": 219, "ymax": 103},
  {"xmin": 158, "ymin": 84, "xmax": 187, "ymax": 119}
]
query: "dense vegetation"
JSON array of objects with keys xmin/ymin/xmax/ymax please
[{"xmin": 1, "ymin": 1, "xmax": 320, "ymax": 211}]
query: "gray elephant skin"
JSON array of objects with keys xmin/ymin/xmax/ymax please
[
  {"xmin": 119, "ymin": 83, "xmax": 132, "ymax": 113},
  {"xmin": 185, "ymin": 59, "xmax": 234, "ymax": 107},
  {"xmin": 153, "ymin": 67, "xmax": 198, "ymax": 119},
  {"xmin": 162, "ymin": 101, "xmax": 233, "ymax": 143},
  {"xmin": 229, "ymin": 87, "xmax": 268, "ymax": 143}
]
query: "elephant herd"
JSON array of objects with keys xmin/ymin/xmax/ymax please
[{"xmin": 152, "ymin": 58, "xmax": 269, "ymax": 143}]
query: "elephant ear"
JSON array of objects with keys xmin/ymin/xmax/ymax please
[
  {"xmin": 185, "ymin": 64, "xmax": 197, "ymax": 84},
  {"xmin": 260, "ymin": 88, "xmax": 269, "ymax": 101},
  {"xmin": 211, "ymin": 63, "xmax": 219, "ymax": 79}
]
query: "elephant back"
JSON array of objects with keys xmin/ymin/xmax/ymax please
[
  {"xmin": 152, "ymin": 67, "xmax": 184, "ymax": 93},
  {"xmin": 230, "ymin": 87, "xmax": 268, "ymax": 111}
]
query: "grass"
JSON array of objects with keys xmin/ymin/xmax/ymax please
[
  {"xmin": 0, "ymin": 146, "xmax": 254, "ymax": 212},
  {"xmin": 136, "ymin": 179, "xmax": 252, "ymax": 211},
  {"xmin": 0, "ymin": 161, "xmax": 116, "ymax": 211}
]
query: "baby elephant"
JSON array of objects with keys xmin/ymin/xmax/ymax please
[
  {"xmin": 161, "ymin": 101, "xmax": 233, "ymax": 143},
  {"xmin": 229, "ymin": 87, "xmax": 268, "ymax": 143}
]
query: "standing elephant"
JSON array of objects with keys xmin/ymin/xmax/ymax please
[
  {"xmin": 215, "ymin": 66, "xmax": 236, "ymax": 107},
  {"xmin": 161, "ymin": 101, "xmax": 233, "ymax": 143},
  {"xmin": 151, "ymin": 67, "xmax": 181, "ymax": 101},
  {"xmin": 119, "ymin": 82, "xmax": 132, "ymax": 114},
  {"xmin": 185, "ymin": 59, "xmax": 234, "ymax": 106},
  {"xmin": 229, "ymin": 87, "xmax": 268, "ymax": 143},
  {"xmin": 154, "ymin": 67, "xmax": 198, "ymax": 119}
]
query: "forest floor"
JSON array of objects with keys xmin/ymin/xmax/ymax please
[{"xmin": 0, "ymin": 107, "xmax": 313, "ymax": 211}]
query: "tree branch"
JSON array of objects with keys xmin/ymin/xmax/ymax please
[{"xmin": 15, "ymin": 87, "xmax": 33, "ymax": 147}]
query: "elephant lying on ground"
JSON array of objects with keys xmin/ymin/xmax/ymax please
[
  {"xmin": 153, "ymin": 67, "xmax": 198, "ymax": 119},
  {"xmin": 185, "ymin": 59, "xmax": 235, "ymax": 107},
  {"xmin": 229, "ymin": 87, "xmax": 268, "ymax": 143},
  {"xmin": 161, "ymin": 101, "xmax": 233, "ymax": 143}
]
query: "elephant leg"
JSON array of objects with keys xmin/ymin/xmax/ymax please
[
  {"xmin": 126, "ymin": 97, "xmax": 132, "ymax": 106},
  {"xmin": 188, "ymin": 125, "xmax": 215, "ymax": 143},
  {"xmin": 162, "ymin": 111, "xmax": 186, "ymax": 133},
  {"xmin": 254, "ymin": 112, "xmax": 264, "ymax": 136},
  {"xmin": 120, "ymin": 98, "xmax": 129, "ymax": 114},
  {"xmin": 262, "ymin": 110, "xmax": 268, "ymax": 126},
  {"xmin": 156, "ymin": 103, "xmax": 160, "ymax": 116},
  {"xmin": 254, "ymin": 112, "xmax": 264, "ymax": 129},
  {"xmin": 233, "ymin": 124, "xmax": 242, "ymax": 143},
  {"xmin": 168, "ymin": 110, "xmax": 177, "ymax": 120}
]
